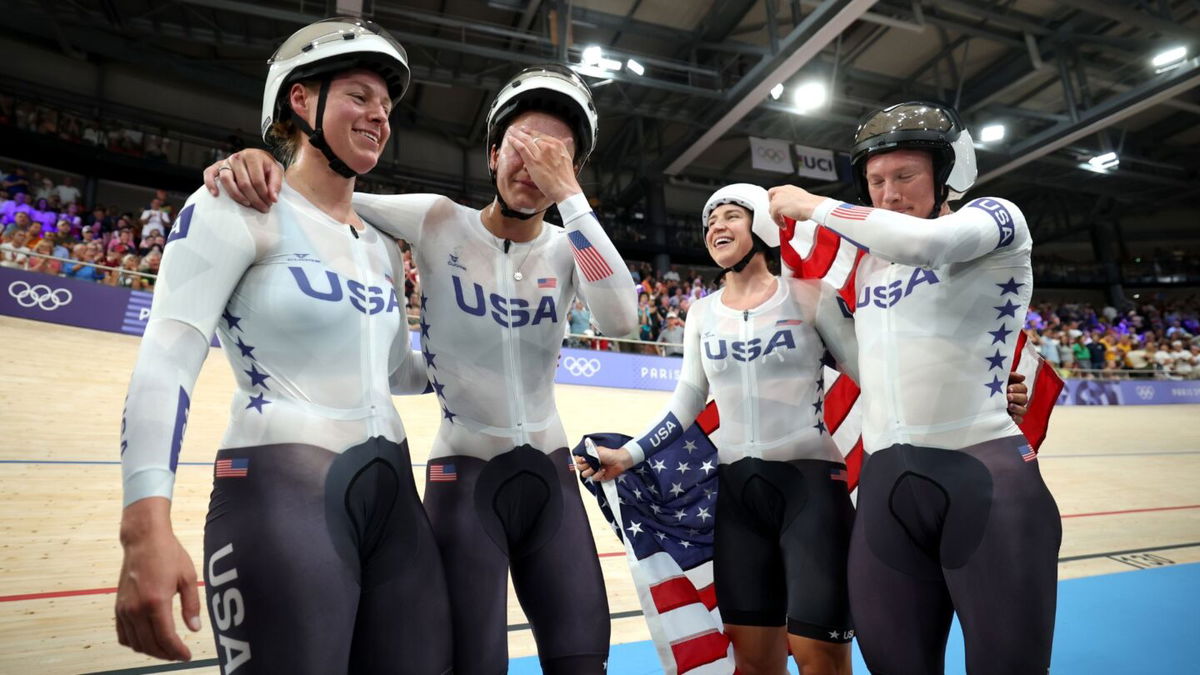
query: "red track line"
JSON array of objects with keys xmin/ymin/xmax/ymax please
[
  {"xmin": 1, "ymin": 582, "xmax": 205, "ymax": 603},
  {"xmin": 1060, "ymin": 503, "xmax": 1200, "ymax": 519},
  {"xmin": 5, "ymin": 504, "xmax": 1197, "ymax": 604}
]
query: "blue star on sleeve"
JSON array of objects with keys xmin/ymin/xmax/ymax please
[
  {"xmin": 984, "ymin": 375, "xmax": 1005, "ymax": 397},
  {"xmin": 422, "ymin": 347, "xmax": 437, "ymax": 369},
  {"xmin": 235, "ymin": 337, "xmax": 256, "ymax": 359},
  {"xmin": 244, "ymin": 364, "xmax": 271, "ymax": 389},
  {"xmin": 221, "ymin": 309, "xmax": 243, "ymax": 331},
  {"xmin": 993, "ymin": 299, "xmax": 1021, "ymax": 319},
  {"xmin": 989, "ymin": 325, "xmax": 1013, "ymax": 344},
  {"xmin": 985, "ymin": 350, "xmax": 1007, "ymax": 371},
  {"xmin": 997, "ymin": 277, "xmax": 1024, "ymax": 295}
]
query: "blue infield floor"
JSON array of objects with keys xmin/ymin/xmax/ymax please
[{"xmin": 509, "ymin": 562, "xmax": 1199, "ymax": 674}]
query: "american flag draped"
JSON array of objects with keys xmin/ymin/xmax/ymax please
[
  {"xmin": 574, "ymin": 216, "xmax": 1061, "ymax": 674},
  {"xmin": 574, "ymin": 407, "xmax": 733, "ymax": 675}
]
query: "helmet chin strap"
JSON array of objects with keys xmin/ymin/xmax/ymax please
[
  {"xmin": 288, "ymin": 77, "xmax": 359, "ymax": 179},
  {"xmin": 715, "ymin": 234, "xmax": 768, "ymax": 283},
  {"xmin": 490, "ymin": 173, "xmax": 546, "ymax": 221},
  {"xmin": 928, "ymin": 184, "xmax": 950, "ymax": 219}
]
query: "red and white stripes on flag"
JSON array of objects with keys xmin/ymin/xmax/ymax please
[
  {"xmin": 568, "ymin": 230, "xmax": 614, "ymax": 282},
  {"xmin": 829, "ymin": 202, "xmax": 874, "ymax": 221},
  {"xmin": 780, "ymin": 217, "xmax": 868, "ymax": 489},
  {"xmin": 214, "ymin": 458, "xmax": 249, "ymax": 478},
  {"xmin": 585, "ymin": 408, "xmax": 736, "ymax": 675},
  {"xmin": 1013, "ymin": 330, "xmax": 1065, "ymax": 452}
]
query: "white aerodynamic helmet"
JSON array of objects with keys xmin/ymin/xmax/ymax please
[
  {"xmin": 850, "ymin": 101, "xmax": 977, "ymax": 216},
  {"xmin": 483, "ymin": 63, "xmax": 598, "ymax": 219},
  {"xmin": 702, "ymin": 183, "xmax": 779, "ymax": 248},
  {"xmin": 261, "ymin": 17, "xmax": 410, "ymax": 177},
  {"xmin": 485, "ymin": 64, "xmax": 599, "ymax": 175}
]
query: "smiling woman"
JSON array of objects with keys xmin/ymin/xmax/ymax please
[
  {"xmin": 263, "ymin": 71, "xmax": 393, "ymax": 169},
  {"xmin": 579, "ymin": 183, "xmax": 864, "ymax": 675},
  {"xmin": 113, "ymin": 17, "xmax": 455, "ymax": 675}
]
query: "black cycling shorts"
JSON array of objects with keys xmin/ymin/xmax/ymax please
[
  {"xmin": 423, "ymin": 445, "xmax": 610, "ymax": 675},
  {"xmin": 848, "ymin": 435, "xmax": 1061, "ymax": 675},
  {"xmin": 714, "ymin": 457, "xmax": 855, "ymax": 643},
  {"xmin": 203, "ymin": 437, "xmax": 453, "ymax": 675}
]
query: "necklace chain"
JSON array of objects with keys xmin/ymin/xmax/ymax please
[{"xmin": 510, "ymin": 241, "xmax": 534, "ymax": 281}]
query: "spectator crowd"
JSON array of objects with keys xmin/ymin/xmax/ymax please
[
  {"xmin": 1, "ymin": 163, "xmax": 167, "ymax": 290},
  {"xmin": 5, "ymin": 161, "xmax": 1197, "ymax": 379},
  {"xmin": 1026, "ymin": 297, "xmax": 1200, "ymax": 379}
]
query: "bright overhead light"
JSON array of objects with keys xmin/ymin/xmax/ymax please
[
  {"xmin": 1152, "ymin": 46, "xmax": 1187, "ymax": 68},
  {"xmin": 770, "ymin": 83, "xmax": 784, "ymax": 100},
  {"xmin": 979, "ymin": 124, "xmax": 1006, "ymax": 143},
  {"xmin": 599, "ymin": 58, "xmax": 623, "ymax": 72},
  {"xmin": 1084, "ymin": 151, "xmax": 1119, "ymax": 172},
  {"xmin": 582, "ymin": 45, "xmax": 602, "ymax": 66},
  {"xmin": 792, "ymin": 81, "xmax": 827, "ymax": 113},
  {"xmin": 626, "ymin": 59, "xmax": 644, "ymax": 76}
]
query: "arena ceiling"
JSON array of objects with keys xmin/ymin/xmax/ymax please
[{"xmin": 7, "ymin": 0, "xmax": 1200, "ymax": 244}]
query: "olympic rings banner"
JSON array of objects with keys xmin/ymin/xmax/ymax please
[
  {"xmin": 1, "ymin": 265, "xmax": 136, "ymax": 333},
  {"xmin": 555, "ymin": 348, "xmax": 683, "ymax": 391},
  {"xmin": 4, "ymin": 265, "xmax": 1199, "ymax": 404},
  {"xmin": 1055, "ymin": 378, "xmax": 1200, "ymax": 406}
]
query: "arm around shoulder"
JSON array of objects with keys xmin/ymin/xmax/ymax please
[{"xmin": 352, "ymin": 192, "xmax": 454, "ymax": 246}]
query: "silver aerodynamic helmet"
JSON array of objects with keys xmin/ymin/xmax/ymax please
[{"xmin": 850, "ymin": 101, "xmax": 977, "ymax": 215}]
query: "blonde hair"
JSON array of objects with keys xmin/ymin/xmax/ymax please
[
  {"xmin": 266, "ymin": 80, "xmax": 320, "ymax": 167},
  {"xmin": 265, "ymin": 118, "xmax": 303, "ymax": 167}
]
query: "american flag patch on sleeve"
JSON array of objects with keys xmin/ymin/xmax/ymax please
[
  {"xmin": 830, "ymin": 203, "xmax": 873, "ymax": 221},
  {"xmin": 567, "ymin": 230, "xmax": 614, "ymax": 282}
]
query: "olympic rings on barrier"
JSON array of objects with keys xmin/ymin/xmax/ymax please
[
  {"xmin": 8, "ymin": 281, "xmax": 74, "ymax": 311},
  {"xmin": 561, "ymin": 356, "xmax": 602, "ymax": 378}
]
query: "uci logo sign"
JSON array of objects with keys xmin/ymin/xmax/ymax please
[{"xmin": 798, "ymin": 154, "xmax": 834, "ymax": 173}]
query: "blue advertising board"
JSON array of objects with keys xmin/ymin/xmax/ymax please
[{"xmin": 4, "ymin": 265, "xmax": 1199, "ymax": 404}]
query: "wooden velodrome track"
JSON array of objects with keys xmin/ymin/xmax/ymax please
[{"xmin": 1, "ymin": 314, "xmax": 1198, "ymax": 674}]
